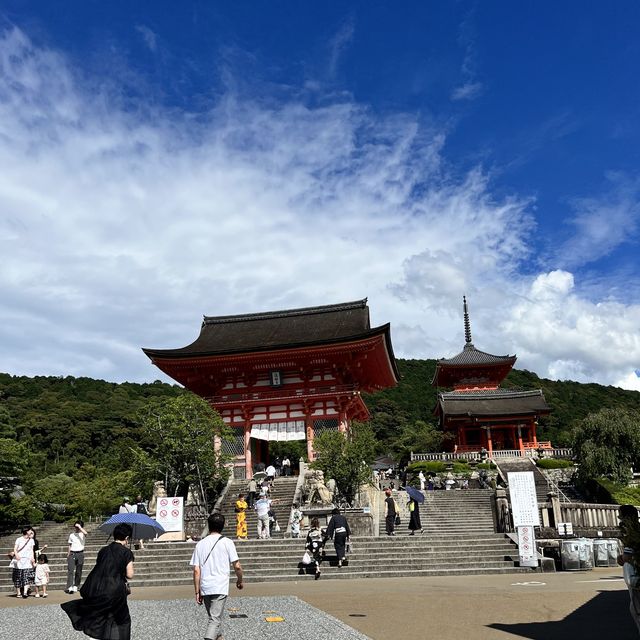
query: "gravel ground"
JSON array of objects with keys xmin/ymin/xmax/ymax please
[{"xmin": 0, "ymin": 595, "xmax": 371, "ymax": 640}]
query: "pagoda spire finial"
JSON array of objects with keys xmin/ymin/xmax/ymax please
[{"xmin": 463, "ymin": 295, "xmax": 473, "ymax": 347}]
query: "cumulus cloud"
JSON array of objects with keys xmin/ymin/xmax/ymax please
[{"xmin": 0, "ymin": 27, "xmax": 639, "ymax": 393}]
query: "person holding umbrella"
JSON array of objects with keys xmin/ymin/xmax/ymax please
[
  {"xmin": 405, "ymin": 485, "xmax": 425, "ymax": 536},
  {"xmin": 98, "ymin": 512, "xmax": 165, "ymax": 555}
]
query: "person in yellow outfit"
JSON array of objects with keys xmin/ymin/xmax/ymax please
[{"xmin": 235, "ymin": 494, "xmax": 248, "ymax": 540}]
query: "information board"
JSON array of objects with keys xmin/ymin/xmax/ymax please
[
  {"xmin": 508, "ymin": 471, "xmax": 540, "ymax": 527},
  {"xmin": 517, "ymin": 525, "xmax": 538, "ymax": 567},
  {"xmin": 155, "ymin": 496, "xmax": 184, "ymax": 533}
]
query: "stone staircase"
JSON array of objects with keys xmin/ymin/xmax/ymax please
[
  {"xmin": 379, "ymin": 488, "xmax": 498, "ymax": 537},
  {"xmin": 2, "ymin": 486, "xmax": 528, "ymax": 592},
  {"xmin": 216, "ymin": 477, "xmax": 299, "ymax": 538}
]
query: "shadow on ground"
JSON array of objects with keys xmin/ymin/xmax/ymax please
[{"xmin": 489, "ymin": 590, "xmax": 637, "ymax": 639}]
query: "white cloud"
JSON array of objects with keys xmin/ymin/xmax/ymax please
[
  {"xmin": 557, "ymin": 173, "xmax": 640, "ymax": 269},
  {"xmin": 0, "ymin": 27, "xmax": 639, "ymax": 394},
  {"xmin": 451, "ymin": 81, "xmax": 483, "ymax": 101},
  {"xmin": 136, "ymin": 25, "xmax": 158, "ymax": 52}
]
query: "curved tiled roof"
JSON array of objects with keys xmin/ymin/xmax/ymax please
[
  {"xmin": 437, "ymin": 344, "xmax": 516, "ymax": 366},
  {"xmin": 437, "ymin": 388, "xmax": 551, "ymax": 417},
  {"xmin": 143, "ymin": 299, "xmax": 398, "ymax": 380}
]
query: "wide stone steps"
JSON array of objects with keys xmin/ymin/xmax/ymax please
[
  {"xmin": 1, "ymin": 530, "xmax": 523, "ymax": 590},
  {"xmin": 216, "ymin": 478, "xmax": 298, "ymax": 538}
]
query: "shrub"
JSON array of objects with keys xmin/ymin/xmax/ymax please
[
  {"xmin": 536, "ymin": 458, "xmax": 574, "ymax": 469},
  {"xmin": 407, "ymin": 461, "xmax": 447, "ymax": 473},
  {"xmin": 597, "ymin": 478, "xmax": 640, "ymax": 506},
  {"xmin": 477, "ymin": 462, "xmax": 496, "ymax": 470}
]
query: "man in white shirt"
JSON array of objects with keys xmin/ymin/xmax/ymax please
[
  {"xmin": 191, "ymin": 513, "xmax": 243, "ymax": 640},
  {"xmin": 266, "ymin": 464, "xmax": 276, "ymax": 486},
  {"xmin": 254, "ymin": 494, "xmax": 271, "ymax": 539},
  {"xmin": 65, "ymin": 520, "xmax": 87, "ymax": 593},
  {"xmin": 282, "ymin": 457, "xmax": 291, "ymax": 476}
]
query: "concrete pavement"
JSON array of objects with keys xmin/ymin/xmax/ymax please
[{"xmin": 2, "ymin": 568, "xmax": 637, "ymax": 639}]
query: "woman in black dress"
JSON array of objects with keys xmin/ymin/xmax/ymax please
[
  {"xmin": 325, "ymin": 507, "xmax": 351, "ymax": 567},
  {"xmin": 408, "ymin": 497, "xmax": 424, "ymax": 535},
  {"xmin": 61, "ymin": 523, "xmax": 135, "ymax": 640}
]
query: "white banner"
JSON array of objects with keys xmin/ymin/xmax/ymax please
[
  {"xmin": 250, "ymin": 420, "xmax": 305, "ymax": 441},
  {"xmin": 508, "ymin": 471, "xmax": 540, "ymax": 527},
  {"xmin": 517, "ymin": 525, "xmax": 538, "ymax": 567},
  {"xmin": 155, "ymin": 496, "xmax": 184, "ymax": 533}
]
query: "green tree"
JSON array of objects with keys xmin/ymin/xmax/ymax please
[
  {"xmin": 311, "ymin": 422, "xmax": 376, "ymax": 504},
  {"xmin": 134, "ymin": 393, "xmax": 232, "ymax": 511},
  {"xmin": 572, "ymin": 407, "xmax": 640, "ymax": 484},
  {"xmin": 390, "ymin": 419, "xmax": 452, "ymax": 464}
]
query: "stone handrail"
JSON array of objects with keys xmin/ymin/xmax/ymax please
[{"xmin": 411, "ymin": 448, "xmax": 573, "ymax": 462}]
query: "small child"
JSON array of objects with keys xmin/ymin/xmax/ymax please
[{"xmin": 34, "ymin": 554, "xmax": 50, "ymax": 598}]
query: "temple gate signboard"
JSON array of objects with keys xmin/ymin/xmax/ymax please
[{"xmin": 508, "ymin": 471, "xmax": 540, "ymax": 568}]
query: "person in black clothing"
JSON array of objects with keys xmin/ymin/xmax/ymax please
[
  {"xmin": 61, "ymin": 523, "xmax": 135, "ymax": 640},
  {"xmin": 326, "ymin": 507, "xmax": 351, "ymax": 567},
  {"xmin": 384, "ymin": 488, "xmax": 396, "ymax": 536}
]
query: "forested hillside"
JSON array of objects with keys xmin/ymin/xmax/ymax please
[{"xmin": 2, "ymin": 359, "xmax": 639, "ymax": 470}]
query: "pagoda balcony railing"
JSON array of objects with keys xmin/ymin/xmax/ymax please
[
  {"xmin": 206, "ymin": 383, "xmax": 360, "ymax": 405},
  {"xmin": 411, "ymin": 447, "xmax": 573, "ymax": 462}
]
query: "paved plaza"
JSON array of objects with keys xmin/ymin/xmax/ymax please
[{"xmin": 1, "ymin": 568, "xmax": 637, "ymax": 640}]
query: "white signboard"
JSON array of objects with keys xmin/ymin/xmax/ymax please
[
  {"xmin": 508, "ymin": 471, "xmax": 540, "ymax": 527},
  {"xmin": 557, "ymin": 522, "xmax": 574, "ymax": 536},
  {"xmin": 155, "ymin": 496, "xmax": 184, "ymax": 533},
  {"xmin": 517, "ymin": 525, "xmax": 538, "ymax": 568}
]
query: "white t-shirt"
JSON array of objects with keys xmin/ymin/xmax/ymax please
[
  {"xmin": 68, "ymin": 531, "xmax": 85, "ymax": 551},
  {"xmin": 255, "ymin": 497, "xmax": 271, "ymax": 517},
  {"xmin": 14, "ymin": 536, "xmax": 34, "ymax": 570},
  {"xmin": 266, "ymin": 465, "xmax": 276, "ymax": 477},
  {"xmin": 190, "ymin": 534, "xmax": 239, "ymax": 596}
]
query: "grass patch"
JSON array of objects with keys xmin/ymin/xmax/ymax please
[{"xmin": 597, "ymin": 478, "xmax": 640, "ymax": 505}]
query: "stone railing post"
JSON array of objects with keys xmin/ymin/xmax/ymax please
[
  {"xmin": 495, "ymin": 488, "xmax": 510, "ymax": 532},
  {"xmin": 547, "ymin": 492, "xmax": 561, "ymax": 528}
]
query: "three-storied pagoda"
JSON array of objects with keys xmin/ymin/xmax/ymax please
[
  {"xmin": 143, "ymin": 299, "xmax": 398, "ymax": 478},
  {"xmin": 433, "ymin": 297, "xmax": 551, "ymax": 455}
]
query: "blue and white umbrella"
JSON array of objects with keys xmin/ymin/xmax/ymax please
[
  {"xmin": 404, "ymin": 485, "xmax": 425, "ymax": 504},
  {"xmin": 99, "ymin": 512, "xmax": 165, "ymax": 540}
]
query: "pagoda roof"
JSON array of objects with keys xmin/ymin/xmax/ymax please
[
  {"xmin": 143, "ymin": 299, "xmax": 398, "ymax": 377},
  {"xmin": 436, "ymin": 388, "xmax": 551, "ymax": 418},
  {"xmin": 436, "ymin": 344, "xmax": 516, "ymax": 367},
  {"xmin": 431, "ymin": 296, "xmax": 517, "ymax": 387}
]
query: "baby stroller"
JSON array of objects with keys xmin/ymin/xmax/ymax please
[{"xmin": 300, "ymin": 520, "xmax": 327, "ymax": 580}]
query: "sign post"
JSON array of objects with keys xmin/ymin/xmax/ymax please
[
  {"xmin": 155, "ymin": 496, "xmax": 185, "ymax": 541},
  {"xmin": 508, "ymin": 471, "xmax": 540, "ymax": 568}
]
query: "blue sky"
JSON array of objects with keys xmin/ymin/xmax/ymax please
[{"xmin": 1, "ymin": 2, "xmax": 639, "ymax": 390}]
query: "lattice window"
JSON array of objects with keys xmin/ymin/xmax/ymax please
[
  {"xmin": 221, "ymin": 432, "xmax": 245, "ymax": 456},
  {"xmin": 313, "ymin": 418, "xmax": 339, "ymax": 436}
]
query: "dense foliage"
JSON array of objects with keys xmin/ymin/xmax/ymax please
[
  {"xmin": 572, "ymin": 407, "xmax": 640, "ymax": 484},
  {"xmin": 310, "ymin": 422, "xmax": 376, "ymax": 504},
  {"xmin": 1, "ymin": 357, "xmax": 640, "ymax": 525}
]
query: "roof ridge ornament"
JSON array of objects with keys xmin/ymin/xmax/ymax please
[{"xmin": 463, "ymin": 295, "xmax": 473, "ymax": 347}]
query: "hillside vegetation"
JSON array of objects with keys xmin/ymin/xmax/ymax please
[{"xmin": 2, "ymin": 359, "xmax": 639, "ymax": 470}]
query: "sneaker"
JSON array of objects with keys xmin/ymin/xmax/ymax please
[
  {"xmin": 315, "ymin": 571, "xmax": 321, "ymax": 580},
  {"xmin": 43, "ymin": 594, "xmax": 48, "ymax": 598},
  {"xmin": 65, "ymin": 589, "xmax": 74, "ymax": 594},
  {"xmin": 71, "ymin": 586, "xmax": 78, "ymax": 592},
  {"xmin": 35, "ymin": 594, "xmax": 40, "ymax": 598},
  {"xmin": 338, "ymin": 560, "xmax": 342, "ymax": 568}
]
